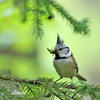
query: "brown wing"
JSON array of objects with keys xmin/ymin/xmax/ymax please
[{"xmin": 70, "ymin": 55, "xmax": 79, "ymax": 73}]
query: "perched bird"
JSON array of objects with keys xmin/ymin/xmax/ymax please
[{"xmin": 48, "ymin": 35, "xmax": 86, "ymax": 86}]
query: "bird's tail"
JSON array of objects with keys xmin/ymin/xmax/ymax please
[{"xmin": 76, "ymin": 73, "xmax": 87, "ymax": 81}]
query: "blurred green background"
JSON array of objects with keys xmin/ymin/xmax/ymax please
[{"xmin": 0, "ymin": 0, "xmax": 100, "ymax": 85}]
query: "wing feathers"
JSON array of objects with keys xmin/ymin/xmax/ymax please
[{"xmin": 70, "ymin": 56, "xmax": 79, "ymax": 73}]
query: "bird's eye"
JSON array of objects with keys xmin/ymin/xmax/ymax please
[{"xmin": 59, "ymin": 48, "xmax": 63, "ymax": 50}]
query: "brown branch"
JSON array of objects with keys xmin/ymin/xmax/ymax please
[
  {"xmin": 0, "ymin": 76, "xmax": 76, "ymax": 90},
  {"xmin": 0, "ymin": 76, "xmax": 42, "ymax": 85},
  {"xmin": 0, "ymin": 76, "xmax": 98, "ymax": 100},
  {"xmin": 0, "ymin": 76, "xmax": 75, "ymax": 99}
]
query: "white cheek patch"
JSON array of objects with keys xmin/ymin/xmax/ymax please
[
  {"xmin": 58, "ymin": 49, "xmax": 67, "ymax": 57},
  {"xmin": 66, "ymin": 50, "xmax": 72, "ymax": 57},
  {"xmin": 59, "ymin": 49, "xmax": 72, "ymax": 58},
  {"xmin": 59, "ymin": 53, "xmax": 66, "ymax": 57},
  {"xmin": 64, "ymin": 49, "xmax": 68, "ymax": 54}
]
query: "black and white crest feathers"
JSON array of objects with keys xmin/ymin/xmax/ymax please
[
  {"xmin": 57, "ymin": 34, "xmax": 61, "ymax": 44},
  {"xmin": 55, "ymin": 35, "xmax": 72, "ymax": 58}
]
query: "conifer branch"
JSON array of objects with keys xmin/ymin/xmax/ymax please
[
  {"xmin": 47, "ymin": 0, "xmax": 89, "ymax": 35},
  {"xmin": 0, "ymin": 76, "xmax": 100, "ymax": 100},
  {"xmin": 32, "ymin": 0, "xmax": 43, "ymax": 38},
  {"xmin": 21, "ymin": 0, "xmax": 28, "ymax": 22},
  {"xmin": 12, "ymin": 0, "xmax": 90, "ymax": 38}
]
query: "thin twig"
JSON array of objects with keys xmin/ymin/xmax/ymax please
[
  {"xmin": 72, "ymin": 85, "xmax": 87, "ymax": 99},
  {"xmin": 51, "ymin": 85, "xmax": 74, "ymax": 100},
  {"xmin": 51, "ymin": 91, "xmax": 64, "ymax": 100}
]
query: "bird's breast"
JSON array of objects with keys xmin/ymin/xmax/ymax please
[{"xmin": 53, "ymin": 58, "xmax": 76, "ymax": 78}]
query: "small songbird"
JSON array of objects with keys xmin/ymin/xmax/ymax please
[{"xmin": 48, "ymin": 35, "xmax": 86, "ymax": 86}]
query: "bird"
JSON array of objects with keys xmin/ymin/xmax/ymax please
[{"xmin": 48, "ymin": 34, "xmax": 86, "ymax": 87}]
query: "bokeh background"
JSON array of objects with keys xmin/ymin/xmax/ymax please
[{"xmin": 0, "ymin": 0, "xmax": 100, "ymax": 87}]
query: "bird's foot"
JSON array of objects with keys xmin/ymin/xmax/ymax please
[
  {"xmin": 53, "ymin": 79, "xmax": 59, "ymax": 84},
  {"xmin": 70, "ymin": 82, "xmax": 75, "ymax": 89}
]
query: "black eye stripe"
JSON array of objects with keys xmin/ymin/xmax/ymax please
[
  {"xmin": 59, "ymin": 48, "xmax": 63, "ymax": 50},
  {"xmin": 59, "ymin": 47, "xmax": 69, "ymax": 50}
]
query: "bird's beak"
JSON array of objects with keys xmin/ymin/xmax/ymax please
[
  {"xmin": 47, "ymin": 48, "xmax": 58, "ymax": 55},
  {"xmin": 52, "ymin": 49, "xmax": 59, "ymax": 54}
]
